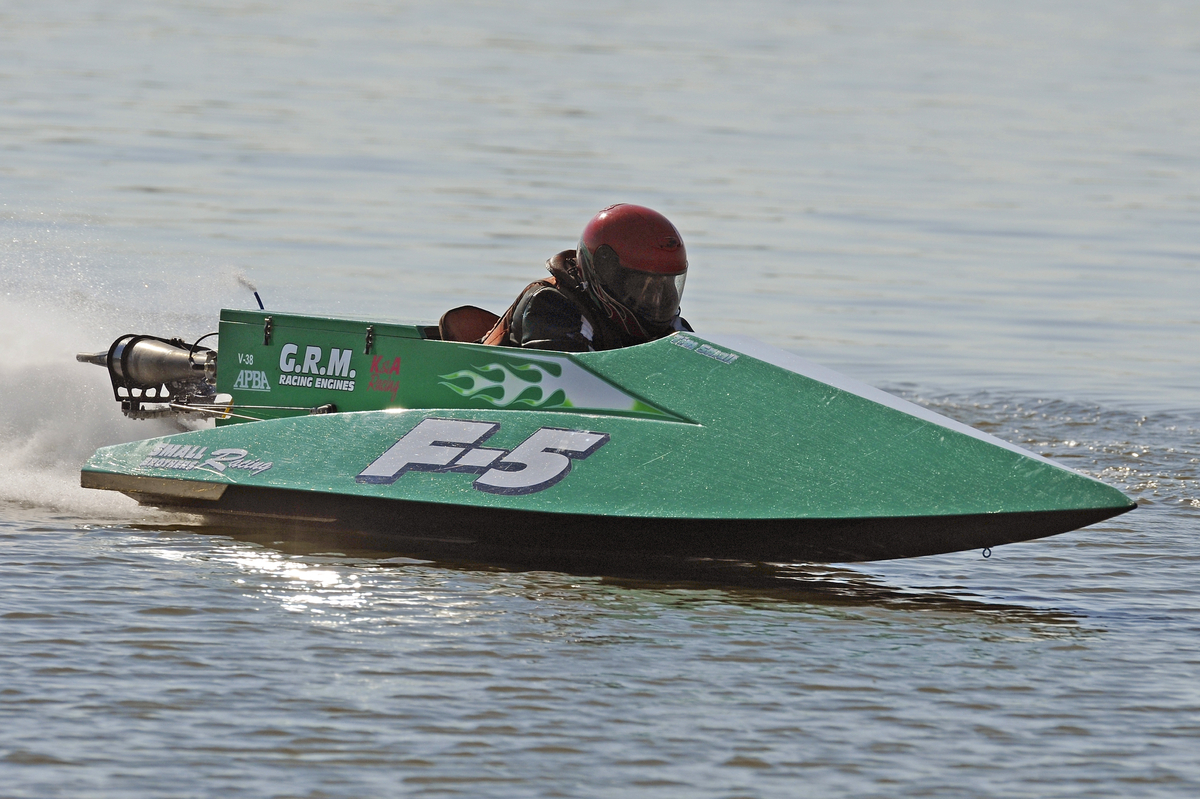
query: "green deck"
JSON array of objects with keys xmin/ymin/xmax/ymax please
[{"xmin": 83, "ymin": 310, "xmax": 1133, "ymax": 527}]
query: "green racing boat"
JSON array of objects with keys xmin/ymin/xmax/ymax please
[{"xmin": 77, "ymin": 308, "xmax": 1135, "ymax": 563}]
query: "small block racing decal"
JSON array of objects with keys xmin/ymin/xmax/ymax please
[
  {"xmin": 672, "ymin": 336, "xmax": 738, "ymax": 364},
  {"xmin": 140, "ymin": 444, "xmax": 273, "ymax": 476},
  {"xmin": 356, "ymin": 418, "xmax": 609, "ymax": 496}
]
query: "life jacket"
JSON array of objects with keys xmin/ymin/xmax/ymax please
[
  {"xmin": 479, "ymin": 277, "xmax": 557, "ymax": 347},
  {"xmin": 478, "ymin": 251, "xmax": 614, "ymax": 348}
]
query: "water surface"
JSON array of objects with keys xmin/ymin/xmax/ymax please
[{"xmin": 2, "ymin": 1, "xmax": 1198, "ymax": 796}]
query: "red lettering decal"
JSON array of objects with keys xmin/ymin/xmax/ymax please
[{"xmin": 369, "ymin": 377, "xmax": 400, "ymax": 402}]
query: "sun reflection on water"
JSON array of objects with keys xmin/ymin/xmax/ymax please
[
  {"xmin": 150, "ymin": 541, "xmax": 494, "ymax": 627},
  {"xmin": 232, "ymin": 551, "xmax": 368, "ymax": 615}
]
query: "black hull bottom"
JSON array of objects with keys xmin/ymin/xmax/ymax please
[{"xmin": 116, "ymin": 483, "xmax": 1134, "ymax": 564}]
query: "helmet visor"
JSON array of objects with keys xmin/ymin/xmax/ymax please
[{"xmin": 590, "ymin": 246, "xmax": 687, "ymax": 326}]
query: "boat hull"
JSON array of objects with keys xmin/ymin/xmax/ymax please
[
  {"xmin": 82, "ymin": 471, "xmax": 1129, "ymax": 563},
  {"xmin": 81, "ymin": 316, "xmax": 1135, "ymax": 563}
]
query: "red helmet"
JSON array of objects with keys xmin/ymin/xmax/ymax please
[{"xmin": 577, "ymin": 204, "xmax": 688, "ymax": 329}]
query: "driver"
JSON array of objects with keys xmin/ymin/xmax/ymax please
[{"xmin": 480, "ymin": 204, "xmax": 692, "ymax": 351}]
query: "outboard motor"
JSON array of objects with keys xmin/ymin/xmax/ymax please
[{"xmin": 77, "ymin": 334, "xmax": 222, "ymax": 420}]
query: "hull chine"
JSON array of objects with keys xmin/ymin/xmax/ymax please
[{"xmin": 101, "ymin": 480, "xmax": 1134, "ymax": 564}]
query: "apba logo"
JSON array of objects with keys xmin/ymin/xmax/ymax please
[{"xmin": 233, "ymin": 369, "xmax": 271, "ymax": 392}]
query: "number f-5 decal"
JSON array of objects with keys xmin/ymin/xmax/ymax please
[{"xmin": 356, "ymin": 418, "xmax": 609, "ymax": 495}]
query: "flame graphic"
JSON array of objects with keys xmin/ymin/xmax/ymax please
[{"xmin": 439, "ymin": 361, "xmax": 573, "ymax": 408}]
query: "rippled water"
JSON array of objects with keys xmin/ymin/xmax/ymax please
[{"xmin": 3, "ymin": 1, "xmax": 1199, "ymax": 796}]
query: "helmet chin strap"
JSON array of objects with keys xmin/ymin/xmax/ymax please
[
  {"xmin": 594, "ymin": 284, "xmax": 653, "ymax": 339},
  {"xmin": 576, "ymin": 245, "xmax": 654, "ymax": 339}
]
